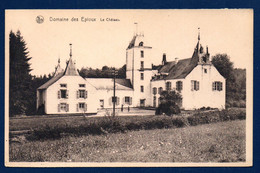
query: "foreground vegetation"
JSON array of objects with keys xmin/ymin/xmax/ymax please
[
  {"xmin": 9, "ymin": 108, "xmax": 245, "ymax": 141},
  {"xmin": 9, "ymin": 120, "xmax": 245, "ymax": 162}
]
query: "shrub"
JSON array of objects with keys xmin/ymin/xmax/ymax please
[{"xmin": 26, "ymin": 108, "xmax": 246, "ymax": 141}]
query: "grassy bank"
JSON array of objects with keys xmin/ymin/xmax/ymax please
[{"xmin": 9, "ymin": 120, "xmax": 246, "ymax": 162}]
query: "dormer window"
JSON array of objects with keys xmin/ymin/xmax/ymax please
[
  {"xmin": 60, "ymin": 84, "xmax": 67, "ymax": 87},
  {"xmin": 139, "ymin": 42, "xmax": 143, "ymax": 46},
  {"xmin": 79, "ymin": 84, "xmax": 85, "ymax": 87}
]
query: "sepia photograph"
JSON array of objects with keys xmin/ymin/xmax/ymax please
[{"xmin": 5, "ymin": 9, "xmax": 253, "ymax": 167}]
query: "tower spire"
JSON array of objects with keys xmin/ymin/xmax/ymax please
[
  {"xmin": 69, "ymin": 43, "xmax": 72, "ymax": 59},
  {"xmin": 134, "ymin": 22, "xmax": 138, "ymax": 36},
  {"xmin": 198, "ymin": 27, "xmax": 200, "ymax": 41}
]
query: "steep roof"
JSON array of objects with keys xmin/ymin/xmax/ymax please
[
  {"xmin": 38, "ymin": 72, "xmax": 64, "ymax": 90},
  {"xmin": 85, "ymin": 78, "xmax": 133, "ymax": 90},
  {"xmin": 165, "ymin": 58, "xmax": 197, "ymax": 79},
  {"xmin": 64, "ymin": 58, "xmax": 79, "ymax": 76},
  {"xmin": 152, "ymin": 39, "xmax": 204, "ymax": 80},
  {"xmin": 127, "ymin": 35, "xmax": 137, "ymax": 49}
]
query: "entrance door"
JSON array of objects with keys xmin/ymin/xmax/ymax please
[
  {"xmin": 100, "ymin": 99, "xmax": 104, "ymax": 108},
  {"xmin": 140, "ymin": 99, "xmax": 145, "ymax": 107}
]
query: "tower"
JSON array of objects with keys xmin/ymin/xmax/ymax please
[{"xmin": 126, "ymin": 29, "xmax": 153, "ymax": 107}]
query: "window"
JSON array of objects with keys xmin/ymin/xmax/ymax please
[
  {"xmin": 140, "ymin": 73, "xmax": 144, "ymax": 80},
  {"xmin": 60, "ymin": 89, "xmax": 68, "ymax": 99},
  {"xmin": 204, "ymin": 69, "xmax": 207, "ymax": 73},
  {"xmin": 212, "ymin": 81, "xmax": 223, "ymax": 91},
  {"xmin": 176, "ymin": 81, "xmax": 183, "ymax": 91},
  {"xmin": 100, "ymin": 100, "xmax": 104, "ymax": 108},
  {"xmin": 77, "ymin": 90, "xmax": 87, "ymax": 99},
  {"xmin": 139, "ymin": 42, "xmax": 143, "ymax": 46},
  {"xmin": 79, "ymin": 84, "xmax": 85, "ymax": 87},
  {"xmin": 140, "ymin": 61, "xmax": 144, "ymax": 69},
  {"xmin": 166, "ymin": 82, "xmax": 171, "ymax": 91},
  {"xmin": 141, "ymin": 50, "xmax": 144, "ymax": 57},
  {"xmin": 153, "ymin": 87, "xmax": 157, "ymax": 95},
  {"xmin": 77, "ymin": 103, "xmax": 87, "ymax": 112},
  {"xmin": 191, "ymin": 80, "xmax": 199, "ymax": 91},
  {"xmin": 79, "ymin": 90, "xmax": 85, "ymax": 98},
  {"xmin": 111, "ymin": 96, "xmax": 120, "ymax": 106},
  {"xmin": 79, "ymin": 103, "xmax": 85, "ymax": 109},
  {"xmin": 141, "ymin": 85, "xmax": 144, "ymax": 92},
  {"xmin": 60, "ymin": 84, "xmax": 67, "ymax": 87},
  {"xmin": 58, "ymin": 103, "xmax": 69, "ymax": 112},
  {"xmin": 158, "ymin": 87, "xmax": 163, "ymax": 94},
  {"xmin": 124, "ymin": 97, "xmax": 132, "ymax": 105}
]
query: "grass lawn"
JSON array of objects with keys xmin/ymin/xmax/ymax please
[{"xmin": 9, "ymin": 120, "xmax": 245, "ymax": 162}]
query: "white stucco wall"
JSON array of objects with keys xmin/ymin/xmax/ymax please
[
  {"xmin": 126, "ymin": 36, "xmax": 154, "ymax": 107},
  {"xmin": 94, "ymin": 89, "xmax": 134, "ymax": 109},
  {"xmin": 45, "ymin": 75, "xmax": 98, "ymax": 114},
  {"xmin": 183, "ymin": 64, "xmax": 225, "ymax": 109},
  {"xmin": 150, "ymin": 64, "xmax": 225, "ymax": 110}
]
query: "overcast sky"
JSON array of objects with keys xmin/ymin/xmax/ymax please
[{"xmin": 6, "ymin": 9, "xmax": 253, "ymax": 76}]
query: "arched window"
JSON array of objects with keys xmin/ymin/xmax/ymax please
[
  {"xmin": 158, "ymin": 87, "xmax": 163, "ymax": 94},
  {"xmin": 139, "ymin": 42, "xmax": 144, "ymax": 46},
  {"xmin": 153, "ymin": 87, "xmax": 157, "ymax": 95}
]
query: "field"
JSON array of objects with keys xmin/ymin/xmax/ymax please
[{"xmin": 9, "ymin": 119, "xmax": 246, "ymax": 162}]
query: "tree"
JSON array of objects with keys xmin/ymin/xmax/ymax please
[
  {"xmin": 9, "ymin": 30, "xmax": 32, "ymax": 116},
  {"xmin": 212, "ymin": 53, "xmax": 246, "ymax": 107},
  {"xmin": 156, "ymin": 90, "xmax": 182, "ymax": 115},
  {"xmin": 211, "ymin": 54, "xmax": 234, "ymax": 81}
]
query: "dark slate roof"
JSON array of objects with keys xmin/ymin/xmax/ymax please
[
  {"xmin": 164, "ymin": 58, "xmax": 197, "ymax": 79},
  {"xmin": 64, "ymin": 58, "xmax": 79, "ymax": 76},
  {"xmin": 38, "ymin": 56, "xmax": 81, "ymax": 90},
  {"xmin": 152, "ymin": 39, "xmax": 203, "ymax": 80},
  {"xmin": 38, "ymin": 72, "xmax": 64, "ymax": 90},
  {"xmin": 115, "ymin": 79, "xmax": 133, "ymax": 89},
  {"xmin": 85, "ymin": 78, "xmax": 133, "ymax": 90},
  {"xmin": 127, "ymin": 35, "xmax": 137, "ymax": 49}
]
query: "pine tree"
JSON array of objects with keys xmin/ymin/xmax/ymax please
[{"xmin": 9, "ymin": 30, "xmax": 32, "ymax": 116}]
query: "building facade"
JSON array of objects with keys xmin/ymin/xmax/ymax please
[{"xmin": 37, "ymin": 31, "xmax": 225, "ymax": 114}]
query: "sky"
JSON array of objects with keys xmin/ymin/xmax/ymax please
[{"xmin": 5, "ymin": 9, "xmax": 253, "ymax": 76}]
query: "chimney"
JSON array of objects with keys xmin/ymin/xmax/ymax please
[
  {"xmin": 162, "ymin": 53, "xmax": 167, "ymax": 65},
  {"xmin": 175, "ymin": 57, "xmax": 179, "ymax": 64}
]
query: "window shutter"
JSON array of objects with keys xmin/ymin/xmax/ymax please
[
  {"xmin": 123, "ymin": 97, "xmax": 125, "ymax": 104},
  {"xmin": 191, "ymin": 81, "xmax": 194, "ymax": 91},
  {"xmin": 85, "ymin": 90, "xmax": 88, "ymax": 99},
  {"xmin": 212, "ymin": 82, "xmax": 215, "ymax": 91},
  {"xmin": 77, "ymin": 90, "xmax": 79, "ymax": 99},
  {"xmin": 76, "ymin": 104, "xmax": 79, "ymax": 112},
  {"xmin": 84, "ymin": 103, "xmax": 87, "ymax": 112},
  {"xmin": 130, "ymin": 97, "xmax": 132, "ymax": 105},
  {"xmin": 66, "ymin": 90, "xmax": 69, "ymax": 99},
  {"xmin": 197, "ymin": 81, "xmax": 199, "ymax": 91},
  {"xmin": 66, "ymin": 104, "xmax": 69, "ymax": 112},
  {"xmin": 220, "ymin": 82, "xmax": 222, "ymax": 91},
  {"xmin": 58, "ymin": 90, "xmax": 61, "ymax": 99},
  {"xmin": 117, "ymin": 97, "xmax": 120, "ymax": 105},
  {"xmin": 58, "ymin": 104, "xmax": 60, "ymax": 112}
]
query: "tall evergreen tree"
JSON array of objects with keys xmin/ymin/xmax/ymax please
[{"xmin": 9, "ymin": 30, "xmax": 32, "ymax": 116}]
